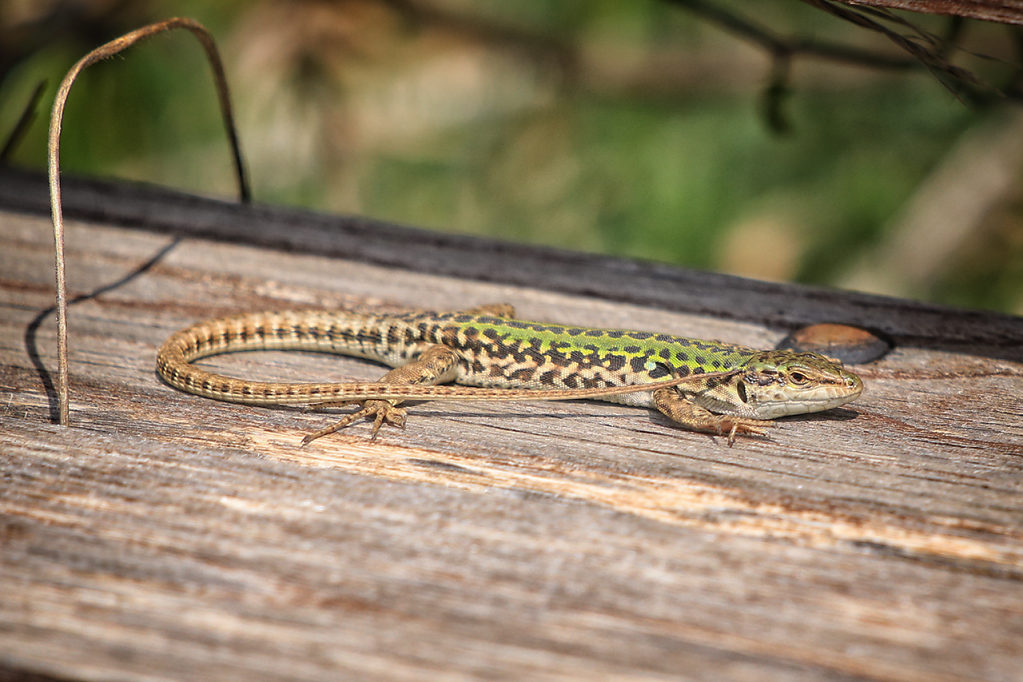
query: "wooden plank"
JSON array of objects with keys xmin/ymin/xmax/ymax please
[
  {"xmin": 3, "ymin": 168, "xmax": 1021, "ymax": 360},
  {"xmin": 1, "ymin": 180, "xmax": 1022, "ymax": 681}
]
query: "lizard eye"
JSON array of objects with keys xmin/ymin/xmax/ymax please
[{"xmin": 789, "ymin": 371, "xmax": 808, "ymax": 384}]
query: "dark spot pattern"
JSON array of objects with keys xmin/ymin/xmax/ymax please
[
  {"xmin": 605, "ymin": 355, "xmax": 626, "ymax": 372},
  {"xmin": 648, "ymin": 364, "xmax": 670, "ymax": 379},
  {"xmin": 509, "ymin": 368, "xmax": 536, "ymax": 382},
  {"xmin": 218, "ymin": 311, "xmax": 762, "ymax": 399}
]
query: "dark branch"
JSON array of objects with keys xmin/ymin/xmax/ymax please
[{"xmin": 664, "ymin": 0, "xmax": 922, "ymax": 69}]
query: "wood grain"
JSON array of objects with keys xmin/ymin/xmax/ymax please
[{"xmin": 1, "ymin": 175, "xmax": 1022, "ymax": 681}]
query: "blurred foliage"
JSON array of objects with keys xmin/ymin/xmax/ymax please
[{"xmin": 1, "ymin": 0, "xmax": 1021, "ymax": 313}]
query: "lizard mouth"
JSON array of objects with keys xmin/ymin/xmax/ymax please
[{"xmin": 751, "ymin": 381, "xmax": 863, "ymax": 419}]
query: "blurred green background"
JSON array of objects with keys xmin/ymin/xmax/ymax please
[{"xmin": 3, "ymin": 0, "xmax": 1022, "ymax": 313}]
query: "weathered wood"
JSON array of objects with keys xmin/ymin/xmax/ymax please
[
  {"xmin": 1, "ymin": 172, "xmax": 1022, "ymax": 681},
  {"xmin": 2, "ymin": 168, "xmax": 1020, "ymax": 361}
]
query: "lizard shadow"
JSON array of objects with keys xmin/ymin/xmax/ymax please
[
  {"xmin": 785, "ymin": 406, "xmax": 861, "ymax": 423},
  {"xmin": 297, "ymin": 403, "xmax": 863, "ymax": 433},
  {"xmin": 645, "ymin": 405, "xmax": 862, "ymax": 431},
  {"xmin": 25, "ymin": 237, "xmax": 182, "ymax": 423}
]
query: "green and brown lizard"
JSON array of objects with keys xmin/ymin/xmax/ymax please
[{"xmin": 157, "ymin": 305, "xmax": 863, "ymax": 445}]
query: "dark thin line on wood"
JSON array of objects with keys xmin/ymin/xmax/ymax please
[{"xmin": 25, "ymin": 238, "xmax": 181, "ymax": 424}]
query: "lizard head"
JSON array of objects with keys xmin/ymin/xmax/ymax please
[{"xmin": 737, "ymin": 350, "xmax": 863, "ymax": 419}]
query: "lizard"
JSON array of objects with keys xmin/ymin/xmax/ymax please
[{"xmin": 156, "ymin": 304, "xmax": 863, "ymax": 446}]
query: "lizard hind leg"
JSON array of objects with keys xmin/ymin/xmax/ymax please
[
  {"xmin": 301, "ymin": 344, "xmax": 461, "ymax": 445},
  {"xmin": 301, "ymin": 400, "xmax": 406, "ymax": 445}
]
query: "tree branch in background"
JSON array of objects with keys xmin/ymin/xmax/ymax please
[
  {"xmin": 0, "ymin": 0, "xmax": 137, "ymax": 89},
  {"xmin": 662, "ymin": 0, "xmax": 923, "ymax": 69},
  {"xmin": 837, "ymin": 0, "xmax": 1023, "ymax": 25},
  {"xmin": 0, "ymin": 80, "xmax": 46, "ymax": 163},
  {"xmin": 664, "ymin": 0, "xmax": 1014, "ymax": 129},
  {"xmin": 803, "ymin": 0, "xmax": 988, "ymax": 92}
]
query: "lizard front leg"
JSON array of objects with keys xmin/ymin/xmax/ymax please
[
  {"xmin": 652, "ymin": 387, "xmax": 774, "ymax": 446},
  {"xmin": 301, "ymin": 345, "xmax": 461, "ymax": 445}
]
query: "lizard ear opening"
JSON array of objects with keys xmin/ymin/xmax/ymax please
[
  {"xmin": 736, "ymin": 380, "xmax": 748, "ymax": 404},
  {"xmin": 649, "ymin": 362, "xmax": 672, "ymax": 379}
]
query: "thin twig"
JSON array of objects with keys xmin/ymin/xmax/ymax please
[
  {"xmin": 1, "ymin": 80, "xmax": 47, "ymax": 164},
  {"xmin": 668, "ymin": 0, "xmax": 997, "ymax": 114},
  {"xmin": 663, "ymin": 0, "xmax": 932, "ymax": 130},
  {"xmin": 664, "ymin": 0, "xmax": 922, "ymax": 70},
  {"xmin": 835, "ymin": 0, "xmax": 1023, "ymax": 25},
  {"xmin": 47, "ymin": 17, "xmax": 249, "ymax": 426},
  {"xmin": 801, "ymin": 0, "xmax": 989, "ymax": 92}
]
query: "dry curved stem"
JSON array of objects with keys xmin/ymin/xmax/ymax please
[{"xmin": 48, "ymin": 17, "xmax": 250, "ymax": 426}]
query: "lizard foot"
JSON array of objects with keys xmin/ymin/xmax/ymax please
[
  {"xmin": 301, "ymin": 399, "xmax": 407, "ymax": 445},
  {"xmin": 714, "ymin": 417, "xmax": 775, "ymax": 447}
]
